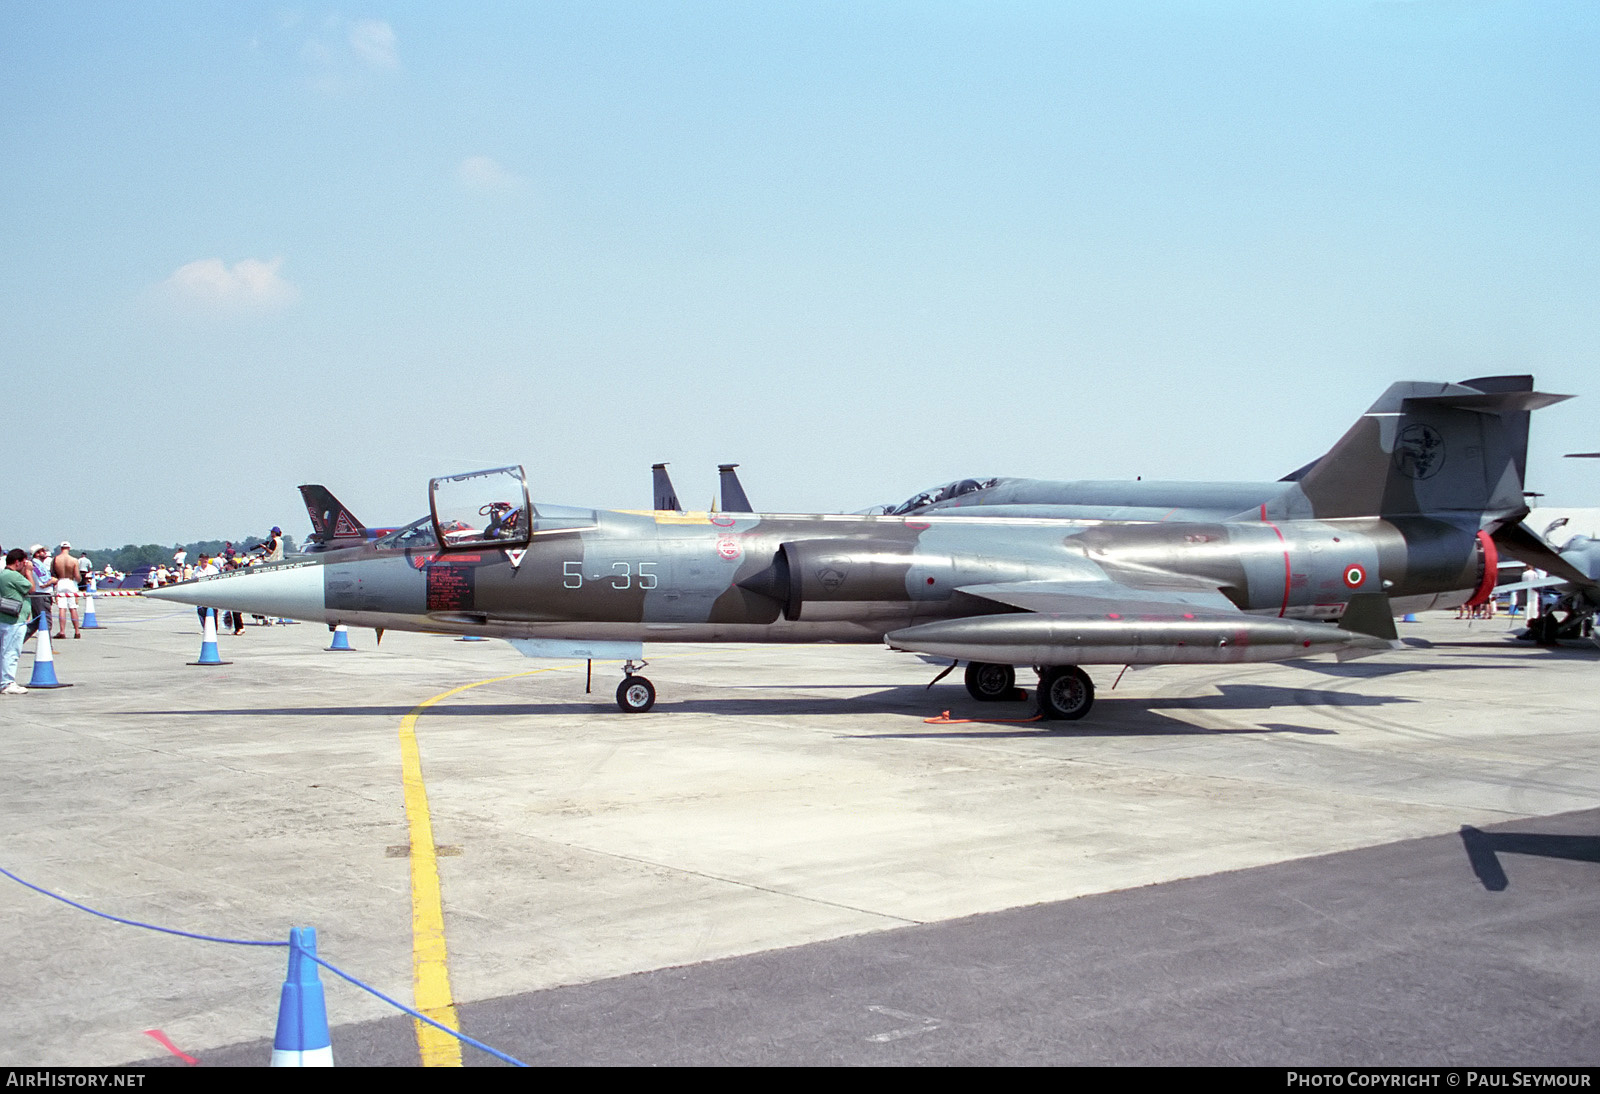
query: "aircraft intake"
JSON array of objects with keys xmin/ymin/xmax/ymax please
[
  {"xmin": 886, "ymin": 612, "xmax": 1393, "ymax": 666},
  {"xmin": 741, "ymin": 539, "xmax": 919, "ymax": 621}
]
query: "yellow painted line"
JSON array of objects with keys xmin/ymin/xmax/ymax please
[
  {"xmin": 398, "ymin": 666, "xmax": 560, "ymax": 1066},
  {"xmin": 397, "ymin": 648, "xmax": 758, "ymax": 1064}
]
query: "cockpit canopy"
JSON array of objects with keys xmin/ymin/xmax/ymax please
[
  {"xmin": 429, "ymin": 465, "xmax": 595, "ymax": 551},
  {"xmin": 887, "ymin": 477, "xmax": 1000, "ymax": 516}
]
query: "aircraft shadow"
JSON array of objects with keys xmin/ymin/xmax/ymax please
[
  {"xmin": 849, "ymin": 720, "xmax": 1339, "ymax": 741},
  {"xmin": 130, "ymin": 704, "xmax": 551, "ymax": 718},
  {"xmin": 1282, "ymin": 660, "xmax": 1489, "ymax": 679},
  {"xmin": 131, "ymin": 683, "xmax": 1404, "ymax": 725},
  {"xmin": 1459, "ymin": 825, "xmax": 1600, "ymax": 892}
]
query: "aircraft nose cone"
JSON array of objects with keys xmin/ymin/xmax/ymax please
[{"xmin": 145, "ymin": 562, "xmax": 328, "ymax": 622}]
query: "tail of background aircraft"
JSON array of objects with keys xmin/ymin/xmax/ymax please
[
  {"xmin": 651, "ymin": 464, "xmax": 681, "ymax": 511},
  {"xmin": 299, "ymin": 484, "xmax": 369, "ymax": 545},
  {"xmin": 719, "ymin": 464, "xmax": 753, "ymax": 512},
  {"xmin": 1255, "ymin": 376, "xmax": 1568, "ymax": 529}
]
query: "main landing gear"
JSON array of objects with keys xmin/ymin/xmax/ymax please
[
  {"xmin": 615, "ymin": 660, "xmax": 656, "ymax": 713},
  {"xmin": 960, "ymin": 661, "xmax": 1096, "ymax": 721},
  {"xmin": 1035, "ymin": 665, "xmax": 1094, "ymax": 721},
  {"xmin": 964, "ymin": 661, "xmax": 1021, "ymax": 702}
]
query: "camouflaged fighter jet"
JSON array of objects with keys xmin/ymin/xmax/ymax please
[
  {"xmin": 148, "ymin": 377, "xmax": 1570, "ymax": 720},
  {"xmin": 878, "ymin": 376, "xmax": 1549, "ymax": 525},
  {"xmin": 1518, "ymin": 532, "xmax": 1600, "ymax": 645}
]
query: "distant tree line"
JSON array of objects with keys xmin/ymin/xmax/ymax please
[{"xmin": 85, "ymin": 535, "xmax": 298, "ymax": 573}]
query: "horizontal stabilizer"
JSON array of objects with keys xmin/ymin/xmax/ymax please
[{"xmin": 1401, "ymin": 390, "xmax": 1571, "ymax": 415}]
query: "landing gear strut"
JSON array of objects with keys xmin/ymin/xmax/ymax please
[
  {"xmin": 1036, "ymin": 666, "xmax": 1094, "ymax": 721},
  {"xmin": 615, "ymin": 660, "xmax": 655, "ymax": 713}
]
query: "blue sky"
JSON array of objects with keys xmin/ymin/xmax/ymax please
[{"xmin": 3, "ymin": 2, "xmax": 1597, "ymax": 546}]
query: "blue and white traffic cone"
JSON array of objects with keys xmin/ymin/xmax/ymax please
[
  {"xmin": 270, "ymin": 927, "xmax": 333, "ymax": 1067},
  {"xmin": 325, "ymin": 625, "xmax": 353, "ymax": 652},
  {"xmin": 26, "ymin": 625, "xmax": 71, "ymax": 689},
  {"xmin": 188, "ymin": 609, "xmax": 232, "ymax": 666},
  {"xmin": 81, "ymin": 582, "xmax": 104, "ymax": 629}
]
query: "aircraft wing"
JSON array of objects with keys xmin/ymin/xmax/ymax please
[
  {"xmin": 955, "ymin": 577, "xmax": 1239, "ymax": 617},
  {"xmin": 888, "ymin": 576, "xmax": 1391, "ymax": 667},
  {"xmin": 1490, "ymin": 522, "xmax": 1597, "ymax": 588}
]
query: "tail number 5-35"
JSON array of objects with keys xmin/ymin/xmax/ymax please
[{"xmin": 563, "ymin": 561, "xmax": 658, "ymax": 590}]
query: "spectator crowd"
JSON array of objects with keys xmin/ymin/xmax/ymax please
[{"xmin": 0, "ymin": 526, "xmax": 288, "ymax": 694}]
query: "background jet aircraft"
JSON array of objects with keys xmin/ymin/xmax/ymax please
[
  {"xmin": 883, "ymin": 375, "xmax": 1547, "ymax": 523},
  {"xmin": 298, "ymin": 485, "xmax": 399, "ymax": 554},
  {"xmin": 1519, "ymin": 533, "xmax": 1600, "ymax": 644},
  {"xmin": 152, "ymin": 377, "xmax": 1572, "ymax": 721},
  {"xmin": 649, "ymin": 463, "xmax": 753, "ymax": 513}
]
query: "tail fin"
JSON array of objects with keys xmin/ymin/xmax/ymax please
[
  {"xmin": 719, "ymin": 464, "xmax": 754, "ymax": 512},
  {"xmin": 651, "ymin": 463, "xmax": 681, "ymax": 511},
  {"xmin": 298, "ymin": 484, "xmax": 368, "ymax": 544},
  {"xmin": 1254, "ymin": 377, "xmax": 1569, "ymax": 527}
]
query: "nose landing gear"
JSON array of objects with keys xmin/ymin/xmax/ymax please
[{"xmin": 615, "ymin": 660, "xmax": 656, "ymax": 713}]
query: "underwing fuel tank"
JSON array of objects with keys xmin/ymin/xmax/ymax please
[{"xmin": 885, "ymin": 612, "xmax": 1393, "ymax": 666}]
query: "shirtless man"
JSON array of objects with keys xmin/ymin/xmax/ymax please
[{"xmin": 51, "ymin": 542, "xmax": 81, "ymax": 639}]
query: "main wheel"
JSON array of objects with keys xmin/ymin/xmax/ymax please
[
  {"xmin": 964, "ymin": 662, "xmax": 1017, "ymax": 702},
  {"xmin": 1037, "ymin": 666, "xmax": 1094, "ymax": 721},
  {"xmin": 616, "ymin": 675, "xmax": 656, "ymax": 713}
]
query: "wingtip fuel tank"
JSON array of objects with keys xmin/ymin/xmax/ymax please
[{"xmin": 885, "ymin": 612, "xmax": 1393, "ymax": 666}]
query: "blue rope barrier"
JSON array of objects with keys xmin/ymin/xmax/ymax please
[
  {"xmin": 307, "ymin": 954, "xmax": 527, "ymax": 1067},
  {"xmin": 0, "ymin": 865, "xmax": 286, "ymax": 947},
  {"xmin": 2, "ymin": 864, "xmax": 529, "ymax": 1066}
]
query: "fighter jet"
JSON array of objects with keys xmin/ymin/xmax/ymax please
[
  {"xmin": 299, "ymin": 485, "xmax": 399, "ymax": 554},
  {"xmin": 881, "ymin": 375, "xmax": 1545, "ymax": 524},
  {"xmin": 1520, "ymin": 532, "xmax": 1600, "ymax": 644},
  {"xmin": 650, "ymin": 464, "xmax": 753, "ymax": 514},
  {"xmin": 149, "ymin": 377, "xmax": 1570, "ymax": 721}
]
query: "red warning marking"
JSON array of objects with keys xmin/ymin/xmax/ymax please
[
  {"xmin": 905, "ymin": 521, "xmax": 930, "ymax": 530},
  {"xmin": 143, "ymin": 1029, "xmax": 198, "ymax": 1066},
  {"xmin": 716, "ymin": 537, "xmax": 741, "ymax": 560},
  {"xmin": 710, "ymin": 514, "xmax": 737, "ymax": 527},
  {"xmin": 1344, "ymin": 564, "xmax": 1366, "ymax": 588}
]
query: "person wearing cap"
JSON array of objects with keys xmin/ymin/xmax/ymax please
[
  {"xmin": 25, "ymin": 545, "xmax": 54, "ymax": 641},
  {"xmin": 1, "ymin": 548, "xmax": 34, "ymax": 694},
  {"xmin": 258, "ymin": 526, "xmax": 285, "ymax": 563},
  {"xmin": 51, "ymin": 541, "xmax": 82, "ymax": 639}
]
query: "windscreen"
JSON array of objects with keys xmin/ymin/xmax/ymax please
[{"xmin": 429, "ymin": 465, "xmax": 533, "ymax": 551}]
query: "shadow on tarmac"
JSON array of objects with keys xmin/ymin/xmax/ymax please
[
  {"xmin": 131, "ymin": 682, "xmax": 1408, "ymax": 724},
  {"xmin": 1459, "ymin": 825, "xmax": 1600, "ymax": 892}
]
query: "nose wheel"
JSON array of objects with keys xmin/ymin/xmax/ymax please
[{"xmin": 615, "ymin": 660, "xmax": 656, "ymax": 713}]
